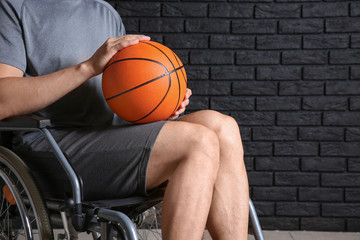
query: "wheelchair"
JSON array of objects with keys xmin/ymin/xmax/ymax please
[{"xmin": 0, "ymin": 115, "xmax": 265, "ymax": 240}]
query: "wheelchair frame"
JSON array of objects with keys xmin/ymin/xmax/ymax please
[{"xmin": 0, "ymin": 116, "xmax": 265, "ymax": 240}]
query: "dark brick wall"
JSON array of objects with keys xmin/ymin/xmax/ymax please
[{"xmin": 107, "ymin": 0, "xmax": 360, "ymax": 232}]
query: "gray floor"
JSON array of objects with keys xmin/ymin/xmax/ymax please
[{"xmin": 72, "ymin": 230, "xmax": 360, "ymax": 240}]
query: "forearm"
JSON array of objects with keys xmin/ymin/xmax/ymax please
[
  {"xmin": 0, "ymin": 35, "xmax": 151, "ymax": 120},
  {"xmin": 0, "ymin": 61, "xmax": 94, "ymax": 120}
]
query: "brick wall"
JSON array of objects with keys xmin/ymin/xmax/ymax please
[{"xmin": 108, "ymin": 0, "xmax": 360, "ymax": 232}]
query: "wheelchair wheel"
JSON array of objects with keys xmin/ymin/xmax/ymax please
[
  {"xmin": 0, "ymin": 146, "xmax": 53, "ymax": 240},
  {"xmin": 135, "ymin": 203, "xmax": 162, "ymax": 240}
]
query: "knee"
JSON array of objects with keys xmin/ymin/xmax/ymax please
[
  {"xmin": 186, "ymin": 125, "xmax": 220, "ymax": 179},
  {"xmin": 209, "ymin": 111, "xmax": 245, "ymax": 157}
]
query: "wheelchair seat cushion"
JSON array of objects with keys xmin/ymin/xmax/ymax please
[{"xmin": 13, "ymin": 121, "xmax": 166, "ymax": 201}]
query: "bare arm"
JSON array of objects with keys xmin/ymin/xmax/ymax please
[{"xmin": 0, "ymin": 35, "xmax": 150, "ymax": 120}]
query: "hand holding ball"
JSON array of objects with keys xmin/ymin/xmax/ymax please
[{"xmin": 102, "ymin": 41, "xmax": 187, "ymax": 124}]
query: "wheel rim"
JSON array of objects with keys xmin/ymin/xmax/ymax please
[
  {"xmin": 135, "ymin": 204, "xmax": 162, "ymax": 240},
  {"xmin": 0, "ymin": 163, "xmax": 39, "ymax": 240}
]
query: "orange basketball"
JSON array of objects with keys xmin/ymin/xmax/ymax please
[{"xmin": 102, "ymin": 41, "xmax": 187, "ymax": 124}]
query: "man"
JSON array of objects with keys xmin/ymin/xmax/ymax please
[{"xmin": 0, "ymin": 0, "xmax": 249, "ymax": 239}]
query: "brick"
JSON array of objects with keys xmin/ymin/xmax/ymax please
[
  {"xmin": 302, "ymin": 97, "xmax": 347, "ymax": 111},
  {"xmin": 348, "ymin": 158, "xmax": 360, "ymax": 172},
  {"xmin": 210, "ymin": 96, "xmax": 254, "ymax": 111},
  {"xmin": 326, "ymin": 81, "xmax": 360, "ymax": 95},
  {"xmin": 231, "ymin": 0, "xmax": 272, "ymax": 2},
  {"xmin": 210, "ymin": 35, "xmax": 254, "ymax": 49},
  {"xmin": 186, "ymin": 96, "xmax": 209, "ymax": 111},
  {"xmin": 304, "ymin": 35, "xmax": 348, "ymax": 49},
  {"xmin": 209, "ymin": 3, "xmax": 253, "ymax": 18},
  {"xmin": 301, "ymin": 218, "xmax": 345, "ymax": 231},
  {"xmin": 255, "ymin": 157, "xmax": 300, "ymax": 171},
  {"xmin": 190, "ymin": 50, "xmax": 233, "ymax": 65},
  {"xmin": 121, "ymin": 18, "xmax": 139, "ymax": 33},
  {"xmin": 351, "ymin": 3, "xmax": 360, "ymax": 17},
  {"xmin": 277, "ymin": 0, "xmax": 320, "ymax": 1},
  {"xmin": 162, "ymin": 3, "xmax": 207, "ymax": 17},
  {"xmin": 164, "ymin": 35, "xmax": 208, "ymax": 49},
  {"xmin": 185, "ymin": 66, "xmax": 209, "ymax": 80},
  {"xmin": 248, "ymin": 172, "xmax": 273, "ymax": 186},
  {"xmin": 253, "ymin": 127, "xmax": 297, "ymax": 141},
  {"xmin": 140, "ymin": 18, "xmax": 184, "ymax": 33},
  {"xmin": 324, "ymin": 112, "xmax": 360, "ymax": 126},
  {"xmin": 236, "ymin": 51, "xmax": 280, "ymax": 65},
  {"xmin": 232, "ymin": 112, "xmax": 275, "ymax": 126},
  {"xmin": 240, "ymin": 127, "xmax": 252, "ymax": 142},
  {"xmin": 322, "ymin": 203, "xmax": 360, "ymax": 217},
  {"xmin": 279, "ymin": 82, "xmax": 324, "ymax": 96},
  {"xmin": 252, "ymin": 202, "xmax": 275, "ymax": 216},
  {"xmin": 253, "ymin": 187, "xmax": 297, "ymax": 201},
  {"xmin": 322, "ymin": 173, "xmax": 360, "ymax": 187},
  {"xmin": 345, "ymin": 188, "xmax": 360, "ymax": 202},
  {"xmin": 276, "ymin": 202, "xmax": 320, "ymax": 216},
  {"xmin": 233, "ymin": 81, "xmax": 277, "ymax": 96},
  {"xmin": 346, "ymin": 128, "xmax": 360, "ymax": 141},
  {"xmin": 304, "ymin": 66, "xmax": 348, "ymax": 80},
  {"xmin": 330, "ymin": 50, "xmax": 360, "ymax": 64},
  {"xmin": 257, "ymin": 97, "xmax": 301, "ymax": 111},
  {"xmin": 257, "ymin": 35, "xmax": 301, "ymax": 50},
  {"xmin": 299, "ymin": 188, "xmax": 343, "ymax": 202},
  {"xmin": 326, "ymin": 18, "xmax": 360, "ymax": 33},
  {"xmin": 321, "ymin": 143, "xmax": 360, "ymax": 157},
  {"xmin": 232, "ymin": 20, "xmax": 277, "ymax": 34},
  {"xmin": 255, "ymin": 3, "xmax": 301, "ymax": 18},
  {"xmin": 243, "ymin": 142, "xmax": 273, "ymax": 156},
  {"xmin": 301, "ymin": 157, "xmax": 346, "ymax": 172},
  {"xmin": 116, "ymin": 2, "xmax": 160, "ymax": 16},
  {"xmin": 244, "ymin": 157, "xmax": 254, "ymax": 171},
  {"xmin": 275, "ymin": 142, "xmax": 318, "ymax": 156},
  {"xmin": 173, "ymin": 50, "xmax": 188, "ymax": 65},
  {"xmin": 257, "ymin": 66, "xmax": 301, "ymax": 80},
  {"xmin": 303, "ymin": 3, "xmax": 348, "ymax": 17},
  {"xmin": 187, "ymin": 81, "xmax": 230, "ymax": 96},
  {"xmin": 351, "ymin": 66, "xmax": 360, "ymax": 79},
  {"xmin": 279, "ymin": 19, "xmax": 323, "ymax": 34},
  {"xmin": 351, "ymin": 34, "xmax": 360, "ymax": 48},
  {"xmin": 299, "ymin": 127, "xmax": 344, "ymax": 141},
  {"xmin": 211, "ymin": 66, "xmax": 254, "ymax": 80},
  {"xmin": 277, "ymin": 112, "xmax": 321, "ymax": 126},
  {"xmin": 185, "ymin": 19, "xmax": 230, "ymax": 33},
  {"xmin": 347, "ymin": 218, "xmax": 360, "ymax": 232},
  {"xmin": 282, "ymin": 50, "xmax": 327, "ymax": 65},
  {"xmin": 275, "ymin": 172, "xmax": 319, "ymax": 186},
  {"xmin": 258, "ymin": 217, "xmax": 299, "ymax": 231}
]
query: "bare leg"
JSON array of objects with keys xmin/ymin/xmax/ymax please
[
  {"xmin": 146, "ymin": 121, "xmax": 220, "ymax": 240},
  {"xmin": 180, "ymin": 110, "xmax": 249, "ymax": 240}
]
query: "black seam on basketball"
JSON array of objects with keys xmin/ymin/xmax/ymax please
[
  {"xmin": 105, "ymin": 58, "xmax": 170, "ymax": 101},
  {"xmin": 132, "ymin": 73, "xmax": 172, "ymax": 123},
  {"xmin": 173, "ymin": 51, "xmax": 187, "ymax": 83},
  {"xmin": 142, "ymin": 42, "xmax": 183, "ymax": 117},
  {"xmin": 104, "ymin": 57, "xmax": 169, "ymax": 73},
  {"xmin": 106, "ymin": 65, "xmax": 184, "ymax": 102}
]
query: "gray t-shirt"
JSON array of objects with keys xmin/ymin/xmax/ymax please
[{"xmin": 0, "ymin": 0, "xmax": 126, "ymax": 127}]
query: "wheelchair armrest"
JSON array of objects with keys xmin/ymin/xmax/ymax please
[{"xmin": 0, "ymin": 115, "xmax": 51, "ymax": 129}]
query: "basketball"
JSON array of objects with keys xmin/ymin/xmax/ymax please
[{"xmin": 102, "ymin": 41, "xmax": 187, "ymax": 124}]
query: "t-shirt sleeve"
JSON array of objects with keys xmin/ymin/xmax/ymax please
[{"xmin": 0, "ymin": 0, "xmax": 26, "ymax": 72}]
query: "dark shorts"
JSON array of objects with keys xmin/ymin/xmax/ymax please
[{"xmin": 13, "ymin": 121, "xmax": 166, "ymax": 200}]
